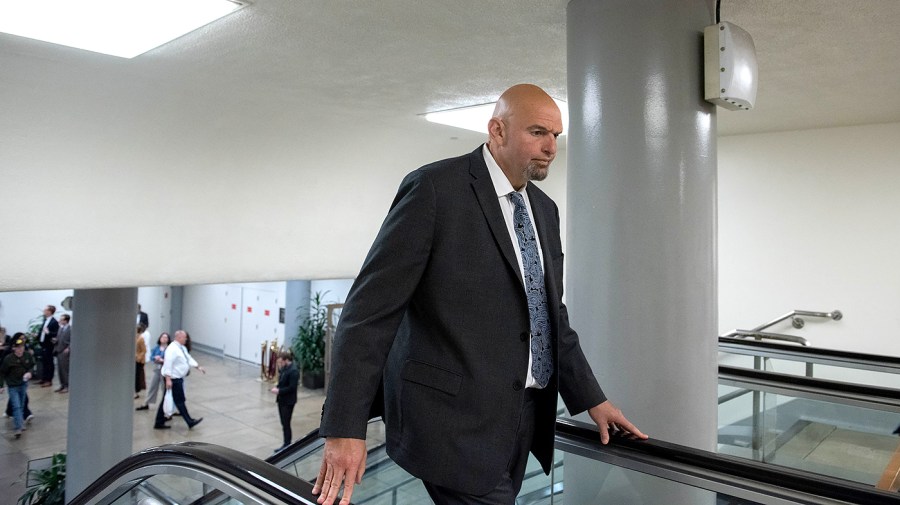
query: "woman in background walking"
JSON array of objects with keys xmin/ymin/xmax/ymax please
[
  {"xmin": 134, "ymin": 325, "xmax": 147, "ymax": 399},
  {"xmin": 137, "ymin": 332, "xmax": 169, "ymax": 411}
]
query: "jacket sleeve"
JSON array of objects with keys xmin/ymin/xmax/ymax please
[
  {"xmin": 320, "ymin": 169, "xmax": 436, "ymax": 439},
  {"xmin": 546, "ymin": 201, "xmax": 607, "ymax": 415}
]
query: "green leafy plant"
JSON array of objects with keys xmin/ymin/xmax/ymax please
[
  {"xmin": 25, "ymin": 316, "xmax": 44, "ymax": 350},
  {"xmin": 292, "ymin": 291, "xmax": 328, "ymax": 375},
  {"xmin": 18, "ymin": 453, "xmax": 65, "ymax": 505}
]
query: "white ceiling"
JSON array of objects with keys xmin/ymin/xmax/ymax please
[{"xmin": 2, "ymin": 0, "xmax": 898, "ymax": 144}]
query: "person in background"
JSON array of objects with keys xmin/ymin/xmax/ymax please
[
  {"xmin": 141, "ymin": 324, "xmax": 152, "ymax": 365},
  {"xmin": 39, "ymin": 305, "xmax": 59, "ymax": 387},
  {"xmin": 154, "ymin": 330, "xmax": 205, "ymax": 430},
  {"xmin": 135, "ymin": 325, "xmax": 147, "ymax": 399},
  {"xmin": 270, "ymin": 350, "xmax": 299, "ymax": 453},
  {"xmin": 137, "ymin": 332, "xmax": 169, "ymax": 411},
  {"xmin": 3, "ymin": 333, "xmax": 33, "ymax": 424},
  {"xmin": 54, "ymin": 315, "xmax": 71, "ymax": 393},
  {"xmin": 137, "ymin": 304, "xmax": 149, "ymax": 330},
  {"xmin": 0, "ymin": 337, "xmax": 34, "ymax": 439}
]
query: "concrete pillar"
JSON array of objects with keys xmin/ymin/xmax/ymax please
[
  {"xmin": 169, "ymin": 286, "xmax": 184, "ymax": 334},
  {"xmin": 66, "ymin": 288, "xmax": 138, "ymax": 502},
  {"xmin": 284, "ymin": 280, "xmax": 311, "ymax": 348},
  {"xmin": 564, "ymin": 0, "xmax": 718, "ymax": 500}
]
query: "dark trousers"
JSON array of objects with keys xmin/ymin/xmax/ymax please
[
  {"xmin": 154, "ymin": 378, "xmax": 196, "ymax": 427},
  {"xmin": 424, "ymin": 390, "xmax": 538, "ymax": 505},
  {"xmin": 6, "ymin": 394, "xmax": 32, "ymax": 418},
  {"xmin": 41, "ymin": 345, "xmax": 55, "ymax": 382},
  {"xmin": 57, "ymin": 352, "xmax": 69, "ymax": 388},
  {"xmin": 135, "ymin": 362, "xmax": 146, "ymax": 393},
  {"xmin": 278, "ymin": 402, "xmax": 295, "ymax": 446}
]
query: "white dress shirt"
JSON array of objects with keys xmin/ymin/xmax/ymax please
[
  {"xmin": 161, "ymin": 341, "xmax": 198, "ymax": 379},
  {"xmin": 483, "ymin": 144, "xmax": 546, "ymax": 389}
]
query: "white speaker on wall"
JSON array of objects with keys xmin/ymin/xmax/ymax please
[{"xmin": 704, "ymin": 21, "xmax": 758, "ymax": 111}]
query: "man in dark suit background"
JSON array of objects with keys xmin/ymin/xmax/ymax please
[
  {"xmin": 314, "ymin": 84, "xmax": 646, "ymax": 505},
  {"xmin": 39, "ymin": 305, "xmax": 59, "ymax": 387},
  {"xmin": 271, "ymin": 350, "xmax": 300, "ymax": 453},
  {"xmin": 54, "ymin": 314, "xmax": 71, "ymax": 393}
]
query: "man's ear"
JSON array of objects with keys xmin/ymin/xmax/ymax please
[{"xmin": 487, "ymin": 117, "xmax": 505, "ymax": 145}]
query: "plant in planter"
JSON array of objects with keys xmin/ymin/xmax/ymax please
[
  {"xmin": 25, "ymin": 315, "xmax": 44, "ymax": 377},
  {"xmin": 18, "ymin": 452, "xmax": 66, "ymax": 505},
  {"xmin": 292, "ymin": 291, "xmax": 328, "ymax": 389}
]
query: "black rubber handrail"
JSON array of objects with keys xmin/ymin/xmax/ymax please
[
  {"xmin": 555, "ymin": 418, "xmax": 900, "ymax": 504},
  {"xmin": 719, "ymin": 365, "xmax": 900, "ymax": 403},
  {"xmin": 70, "ymin": 442, "xmax": 320, "ymax": 505},
  {"xmin": 719, "ymin": 336, "xmax": 900, "ymax": 370}
]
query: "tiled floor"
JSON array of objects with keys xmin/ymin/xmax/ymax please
[{"xmin": 0, "ymin": 351, "xmax": 325, "ymax": 504}]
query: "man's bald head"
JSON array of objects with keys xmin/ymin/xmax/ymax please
[
  {"xmin": 487, "ymin": 84, "xmax": 563, "ymax": 190},
  {"xmin": 491, "ymin": 84, "xmax": 559, "ymax": 123}
]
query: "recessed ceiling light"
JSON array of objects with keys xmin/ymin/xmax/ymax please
[
  {"xmin": 424, "ymin": 99, "xmax": 569, "ymax": 135},
  {"xmin": 0, "ymin": 0, "xmax": 245, "ymax": 59}
]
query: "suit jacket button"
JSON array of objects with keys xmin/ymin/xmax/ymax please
[
  {"xmin": 520, "ymin": 332, "xmax": 528, "ymax": 342},
  {"xmin": 512, "ymin": 380, "xmax": 523, "ymax": 391}
]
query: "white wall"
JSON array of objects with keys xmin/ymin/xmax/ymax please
[
  {"xmin": 718, "ymin": 122, "xmax": 900, "ymax": 356},
  {"xmin": 137, "ymin": 286, "xmax": 172, "ymax": 337},
  {"xmin": 309, "ymin": 279, "xmax": 354, "ymax": 307},
  {"xmin": 181, "ymin": 282, "xmax": 286, "ymax": 363}
]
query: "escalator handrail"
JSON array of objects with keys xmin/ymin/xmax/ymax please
[
  {"xmin": 70, "ymin": 442, "xmax": 320, "ymax": 505},
  {"xmin": 719, "ymin": 336, "xmax": 900, "ymax": 374},
  {"xmin": 555, "ymin": 418, "xmax": 900, "ymax": 504},
  {"xmin": 720, "ymin": 364, "xmax": 900, "ymax": 411}
]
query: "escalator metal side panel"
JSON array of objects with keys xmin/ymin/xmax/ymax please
[{"xmin": 555, "ymin": 418, "xmax": 900, "ymax": 505}]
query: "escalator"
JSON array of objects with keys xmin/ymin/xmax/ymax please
[
  {"xmin": 718, "ymin": 337, "xmax": 900, "ymax": 489},
  {"xmin": 71, "ymin": 416, "xmax": 900, "ymax": 504},
  {"xmin": 71, "ymin": 338, "xmax": 900, "ymax": 504}
]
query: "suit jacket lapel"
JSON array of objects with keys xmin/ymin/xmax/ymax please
[{"xmin": 468, "ymin": 148, "xmax": 523, "ymax": 287}]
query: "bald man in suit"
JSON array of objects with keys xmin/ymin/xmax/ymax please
[{"xmin": 314, "ymin": 84, "xmax": 646, "ymax": 505}]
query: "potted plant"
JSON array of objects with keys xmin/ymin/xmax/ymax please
[
  {"xmin": 25, "ymin": 315, "xmax": 44, "ymax": 378},
  {"xmin": 18, "ymin": 453, "xmax": 66, "ymax": 505},
  {"xmin": 292, "ymin": 291, "xmax": 328, "ymax": 389}
]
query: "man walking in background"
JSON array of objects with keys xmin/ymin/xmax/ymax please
[
  {"xmin": 1, "ymin": 337, "xmax": 34, "ymax": 439},
  {"xmin": 154, "ymin": 330, "xmax": 205, "ymax": 430}
]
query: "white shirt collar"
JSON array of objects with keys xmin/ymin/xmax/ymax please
[{"xmin": 482, "ymin": 144, "xmax": 526, "ymax": 198}]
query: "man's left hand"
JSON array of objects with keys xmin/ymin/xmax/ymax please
[{"xmin": 588, "ymin": 400, "xmax": 648, "ymax": 444}]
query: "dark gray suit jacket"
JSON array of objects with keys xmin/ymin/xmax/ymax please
[
  {"xmin": 54, "ymin": 325, "xmax": 71, "ymax": 354},
  {"xmin": 321, "ymin": 146, "xmax": 605, "ymax": 494}
]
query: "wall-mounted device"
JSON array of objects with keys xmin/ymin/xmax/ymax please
[{"xmin": 704, "ymin": 21, "xmax": 757, "ymax": 111}]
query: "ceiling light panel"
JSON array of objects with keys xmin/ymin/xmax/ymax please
[
  {"xmin": 0, "ymin": 0, "xmax": 244, "ymax": 59},
  {"xmin": 425, "ymin": 100, "xmax": 569, "ymax": 135}
]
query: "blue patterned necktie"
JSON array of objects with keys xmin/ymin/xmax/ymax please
[{"xmin": 508, "ymin": 191, "xmax": 552, "ymax": 388}]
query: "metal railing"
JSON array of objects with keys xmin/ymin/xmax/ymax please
[{"xmin": 720, "ymin": 309, "xmax": 843, "ymax": 461}]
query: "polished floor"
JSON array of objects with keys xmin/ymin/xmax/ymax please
[{"xmin": 0, "ymin": 351, "xmax": 326, "ymax": 504}]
